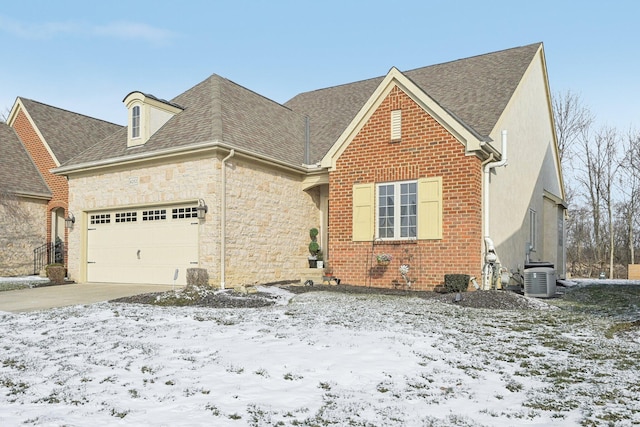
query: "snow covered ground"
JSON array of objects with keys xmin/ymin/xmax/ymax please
[
  {"xmin": 1, "ymin": 285, "xmax": 639, "ymax": 426},
  {"xmin": 0, "ymin": 275, "xmax": 50, "ymax": 291}
]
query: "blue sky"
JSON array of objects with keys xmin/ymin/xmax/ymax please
[{"xmin": 1, "ymin": 0, "xmax": 638, "ymax": 131}]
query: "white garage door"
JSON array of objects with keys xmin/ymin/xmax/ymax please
[{"xmin": 87, "ymin": 205, "xmax": 199, "ymax": 285}]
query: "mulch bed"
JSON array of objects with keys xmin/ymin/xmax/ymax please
[{"xmin": 111, "ymin": 283, "xmax": 549, "ymax": 310}]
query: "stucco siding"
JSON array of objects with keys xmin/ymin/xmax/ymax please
[{"xmin": 488, "ymin": 50, "xmax": 562, "ymax": 272}]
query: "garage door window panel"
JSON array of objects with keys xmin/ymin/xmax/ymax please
[
  {"xmin": 115, "ymin": 212, "xmax": 137, "ymax": 223},
  {"xmin": 90, "ymin": 214, "xmax": 111, "ymax": 224},
  {"xmin": 172, "ymin": 207, "xmax": 198, "ymax": 219},
  {"xmin": 143, "ymin": 209, "xmax": 167, "ymax": 221}
]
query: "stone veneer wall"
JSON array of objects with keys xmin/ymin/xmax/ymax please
[
  {"xmin": 224, "ymin": 157, "xmax": 320, "ymax": 286},
  {"xmin": 0, "ymin": 196, "xmax": 47, "ymax": 276},
  {"xmin": 67, "ymin": 152, "xmax": 320, "ymax": 286}
]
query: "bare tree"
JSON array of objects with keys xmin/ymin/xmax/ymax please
[
  {"xmin": 555, "ymin": 90, "xmax": 640, "ymax": 278},
  {"xmin": 573, "ymin": 125, "xmax": 622, "ymax": 275},
  {"xmin": 619, "ymin": 128, "xmax": 640, "ymax": 265},
  {"xmin": 600, "ymin": 127, "xmax": 621, "ymax": 278},
  {"xmin": 553, "ymin": 90, "xmax": 594, "ymax": 169},
  {"xmin": 574, "ymin": 125, "xmax": 603, "ymax": 270},
  {"xmin": 0, "ymin": 106, "xmax": 10, "ymax": 123},
  {"xmin": 565, "ymin": 205, "xmax": 592, "ymax": 276}
]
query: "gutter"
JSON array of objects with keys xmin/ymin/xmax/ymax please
[
  {"xmin": 52, "ymin": 141, "xmax": 315, "ymax": 176},
  {"xmin": 9, "ymin": 190, "xmax": 52, "ymax": 200}
]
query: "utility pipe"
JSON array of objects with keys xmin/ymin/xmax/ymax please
[
  {"xmin": 220, "ymin": 149, "xmax": 235, "ymax": 290},
  {"xmin": 483, "ymin": 130, "xmax": 508, "ymax": 238},
  {"xmin": 482, "ymin": 130, "xmax": 508, "ymax": 289}
]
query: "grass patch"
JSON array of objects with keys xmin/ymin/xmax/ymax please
[
  {"xmin": 550, "ymin": 284, "xmax": 640, "ymax": 321},
  {"xmin": 605, "ymin": 320, "xmax": 640, "ymax": 339}
]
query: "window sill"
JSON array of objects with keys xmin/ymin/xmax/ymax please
[{"xmin": 374, "ymin": 239, "xmax": 418, "ymax": 245}]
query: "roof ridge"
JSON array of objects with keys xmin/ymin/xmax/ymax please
[
  {"xmin": 212, "ymin": 73, "xmax": 301, "ymax": 115},
  {"xmin": 287, "ymin": 75, "xmax": 384, "ymax": 99},
  {"xmin": 403, "ymin": 42, "xmax": 542, "ymax": 74},
  {"xmin": 287, "ymin": 42, "xmax": 542, "ymax": 101}
]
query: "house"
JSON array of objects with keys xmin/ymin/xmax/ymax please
[
  {"xmin": 0, "ymin": 123, "xmax": 50, "ymax": 276},
  {"xmin": 52, "ymin": 42, "xmax": 565, "ymax": 290},
  {"xmin": 6, "ymin": 98, "xmax": 123, "ymax": 273},
  {"xmin": 286, "ymin": 42, "xmax": 566, "ymax": 289}
]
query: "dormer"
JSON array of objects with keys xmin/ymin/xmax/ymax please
[{"xmin": 123, "ymin": 92, "xmax": 183, "ymax": 148}]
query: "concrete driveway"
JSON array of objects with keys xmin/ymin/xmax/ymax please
[{"xmin": 0, "ymin": 283, "xmax": 179, "ymax": 313}]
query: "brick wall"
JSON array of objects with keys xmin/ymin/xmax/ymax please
[
  {"xmin": 11, "ymin": 109, "xmax": 68, "ymax": 244},
  {"xmin": 329, "ymin": 86, "xmax": 483, "ymax": 290}
]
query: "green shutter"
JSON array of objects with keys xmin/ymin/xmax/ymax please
[
  {"xmin": 418, "ymin": 177, "xmax": 442, "ymax": 240},
  {"xmin": 352, "ymin": 183, "xmax": 374, "ymax": 241}
]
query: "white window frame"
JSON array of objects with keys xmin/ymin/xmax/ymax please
[
  {"xmin": 376, "ymin": 180, "xmax": 417, "ymax": 240},
  {"xmin": 529, "ymin": 208, "xmax": 537, "ymax": 250},
  {"xmin": 132, "ymin": 105, "xmax": 141, "ymax": 139}
]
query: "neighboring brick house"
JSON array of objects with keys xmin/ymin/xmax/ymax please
[
  {"xmin": 0, "ymin": 123, "xmax": 50, "ymax": 276},
  {"xmin": 6, "ymin": 99, "xmax": 122, "ymax": 272},
  {"xmin": 53, "ymin": 42, "xmax": 565, "ymax": 290}
]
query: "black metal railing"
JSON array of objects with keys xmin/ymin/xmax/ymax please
[{"xmin": 33, "ymin": 241, "xmax": 65, "ymax": 274}]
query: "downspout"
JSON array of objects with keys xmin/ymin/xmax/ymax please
[
  {"xmin": 483, "ymin": 130, "xmax": 508, "ymax": 237},
  {"xmin": 482, "ymin": 130, "xmax": 508, "ymax": 289},
  {"xmin": 220, "ymin": 149, "xmax": 235, "ymax": 290}
]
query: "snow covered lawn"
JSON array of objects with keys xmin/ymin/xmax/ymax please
[{"xmin": 1, "ymin": 286, "xmax": 639, "ymax": 426}]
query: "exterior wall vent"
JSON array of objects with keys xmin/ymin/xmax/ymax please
[{"xmin": 391, "ymin": 109, "xmax": 401, "ymax": 141}]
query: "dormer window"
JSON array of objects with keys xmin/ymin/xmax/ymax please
[
  {"xmin": 131, "ymin": 105, "xmax": 141, "ymax": 139},
  {"xmin": 123, "ymin": 91, "xmax": 183, "ymax": 148}
]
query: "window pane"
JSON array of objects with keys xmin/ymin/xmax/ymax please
[
  {"xmin": 132, "ymin": 106, "xmax": 140, "ymax": 138},
  {"xmin": 378, "ymin": 184, "xmax": 394, "ymax": 238},
  {"xmin": 378, "ymin": 182, "xmax": 417, "ymax": 240},
  {"xmin": 400, "ymin": 181, "xmax": 417, "ymax": 239}
]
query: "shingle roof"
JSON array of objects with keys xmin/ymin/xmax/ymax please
[
  {"xmin": 0, "ymin": 123, "xmax": 50, "ymax": 197},
  {"xmin": 67, "ymin": 75, "xmax": 308, "ymax": 167},
  {"xmin": 62, "ymin": 43, "xmax": 541, "ymax": 170},
  {"xmin": 285, "ymin": 43, "xmax": 542, "ymax": 163},
  {"xmin": 19, "ymin": 98, "xmax": 123, "ymax": 165}
]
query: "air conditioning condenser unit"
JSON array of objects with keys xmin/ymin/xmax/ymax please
[{"xmin": 524, "ymin": 267, "xmax": 556, "ymax": 298}]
